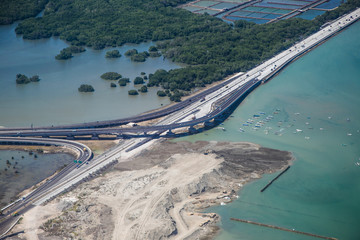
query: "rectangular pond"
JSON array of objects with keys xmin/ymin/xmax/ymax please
[
  {"xmin": 297, "ymin": 9, "xmax": 326, "ymax": 20},
  {"xmin": 314, "ymin": 0, "xmax": 345, "ymax": 10},
  {"xmin": 193, "ymin": 0, "xmax": 219, "ymax": 7},
  {"xmin": 211, "ymin": 2, "xmax": 240, "ymax": 10}
]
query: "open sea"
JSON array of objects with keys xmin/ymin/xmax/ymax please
[{"xmin": 179, "ymin": 21, "xmax": 360, "ymax": 240}]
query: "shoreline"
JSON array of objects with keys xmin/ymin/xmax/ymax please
[
  {"xmin": 0, "ymin": 140, "xmax": 118, "ymax": 206},
  {"xmin": 2, "ymin": 7, "xmax": 360, "ymax": 238},
  {"xmin": 10, "ymin": 140, "xmax": 293, "ymax": 240}
]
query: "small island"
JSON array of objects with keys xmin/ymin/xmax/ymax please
[
  {"xmin": 118, "ymin": 78, "xmax": 130, "ymax": 86},
  {"xmin": 128, "ymin": 89, "xmax": 139, "ymax": 95},
  {"xmin": 133, "ymin": 77, "xmax": 144, "ymax": 85},
  {"xmin": 139, "ymin": 85, "xmax": 148, "ymax": 93},
  {"xmin": 100, "ymin": 72, "xmax": 122, "ymax": 80},
  {"xmin": 125, "ymin": 49, "xmax": 151, "ymax": 62},
  {"xmin": 55, "ymin": 46, "xmax": 86, "ymax": 60},
  {"xmin": 157, "ymin": 90, "xmax": 167, "ymax": 97},
  {"xmin": 105, "ymin": 50, "xmax": 121, "ymax": 58},
  {"xmin": 78, "ymin": 84, "xmax": 94, "ymax": 92},
  {"xmin": 16, "ymin": 74, "xmax": 40, "ymax": 84}
]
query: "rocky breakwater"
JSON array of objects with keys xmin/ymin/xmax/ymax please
[{"xmin": 9, "ymin": 140, "xmax": 293, "ymax": 240}]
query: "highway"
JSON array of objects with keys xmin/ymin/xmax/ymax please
[
  {"xmin": 0, "ymin": 8, "xmax": 359, "ymax": 238},
  {"xmin": 0, "ymin": 137, "xmax": 92, "ymax": 238}
]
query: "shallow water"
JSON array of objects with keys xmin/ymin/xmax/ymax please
[
  {"xmin": 0, "ymin": 23, "xmax": 180, "ymax": 127},
  {"xmin": 177, "ymin": 21, "xmax": 360, "ymax": 240},
  {"xmin": 0, "ymin": 150, "xmax": 73, "ymax": 207}
]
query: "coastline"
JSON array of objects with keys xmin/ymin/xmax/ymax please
[
  {"xmin": 2, "ymin": 6, "xmax": 360, "ymax": 239},
  {"xmin": 10, "ymin": 140, "xmax": 293, "ymax": 240}
]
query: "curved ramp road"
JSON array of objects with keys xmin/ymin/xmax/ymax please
[
  {"xmin": 0, "ymin": 8, "xmax": 359, "ymax": 237},
  {"xmin": 0, "ymin": 137, "xmax": 92, "ymax": 237}
]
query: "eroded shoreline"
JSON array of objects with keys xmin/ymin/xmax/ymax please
[{"xmin": 9, "ymin": 140, "xmax": 293, "ymax": 240}]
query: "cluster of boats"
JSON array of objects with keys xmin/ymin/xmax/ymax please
[{"xmin": 240, "ymin": 112, "xmax": 274, "ymax": 133}]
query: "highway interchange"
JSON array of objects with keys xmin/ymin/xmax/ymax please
[{"xmin": 1, "ymin": 8, "xmax": 359, "ymax": 237}]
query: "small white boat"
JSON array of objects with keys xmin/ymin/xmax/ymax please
[
  {"xmin": 347, "ymin": 133, "xmax": 352, "ymax": 136},
  {"xmin": 296, "ymin": 129, "xmax": 303, "ymax": 133}
]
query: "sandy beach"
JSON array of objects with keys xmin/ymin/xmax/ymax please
[{"xmin": 8, "ymin": 140, "xmax": 292, "ymax": 240}]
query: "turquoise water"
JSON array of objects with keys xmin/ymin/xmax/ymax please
[
  {"xmin": 0, "ymin": 23, "xmax": 180, "ymax": 127},
  {"xmin": 178, "ymin": 21, "xmax": 360, "ymax": 240}
]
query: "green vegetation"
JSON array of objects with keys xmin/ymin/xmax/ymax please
[
  {"xmin": 78, "ymin": 84, "xmax": 94, "ymax": 92},
  {"xmin": 157, "ymin": 90, "xmax": 166, "ymax": 97},
  {"xmin": 148, "ymin": 46, "xmax": 162, "ymax": 57},
  {"xmin": 139, "ymin": 85, "xmax": 148, "ymax": 93},
  {"xmin": 13, "ymin": 0, "xmax": 360, "ymax": 101},
  {"xmin": 134, "ymin": 77, "xmax": 144, "ymax": 85},
  {"xmin": 128, "ymin": 89, "xmax": 139, "ymax": 95},
  {"xmin": 101, "ymin": 72, "xmax": 122, "ymax": 80},
  {"xmin": 129, "ymin": 51, "xmax": 150, "ymax": 62},
  {"xmin": 110, "ymin": 82, "xmax": 117, "ymax": 87},
  {"xmin": 149, "ymin": 46, "xmax": 157, "ymax": 52},
  {"xmin": 16, "ymin": 74, "xmax": 30, "ymax": 84},
  {"xmin": 55, "ymin": 46, "xmax": 85, "ymax": 60},
  {"xmin": 0, "ymin": 0, "xmax": 49, "ymax": 25},
  {"xmin": 55, "ymin": 49, "xmax": 72, "ymax": 60},
  {"xmin": 118, "ymin": 77, "xmax": 130, "ymax": 86},
  {"xmin": 125, "ymin": 49, "xmax": 138, "ymax": 56},
  {"xmin": 16, "ymin": 73, "xmax": 40, "ymax": 84},
  {"xmin": 105, "ymin": 50, "xmax": 121, "ymax": 58},
  {"xmin": 30, "ymin": 75, "xmax": 40, "ymax": 82}
]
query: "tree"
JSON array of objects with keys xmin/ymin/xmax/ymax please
[
  {"xmin": 118, "ymin": 78, "xmax": 130, "ymax": 86},
  {"xmin": 78, "ymin": 84, "xmax": 94, "ymax": 92},
  {"xmin": 68, "ymin": 46, "xmax": 86, "ymax": 53},
  {"xmin": 128, "ymin": 89, "xmax": 139, "ymax": 95},
  {"xmin": 55, "ymin": 46, "xmax": 85, "ymax": 60},
  {"xmin": 101, "ymin": 72, "xmax": 122, "ymax": 80},
  {"xmin": 131, "ymin": 54, "xmax": 146, "ymax": 62},
  {"xmin": 106, "ymin": 50, "xmax": 121, "ymax": 58},
  {"xmin": 125, "ymin": 49, "xmax": 138, "ymax": 56},
  {"xmin": 0, "ymin": 0, "xmax": 48, "ymax": 25},
  {"xmin": 16, "ymin": 74, "xmax": 30, "ymax": 84},
  {"xmin": 134, "ymin": 77, "xmax": 144, "ymax": 85},
  {"xmin": 149, "ymin": 46, "xmax": 158, "ymax": 52},
  {"xmin": 55, "ymin": 49, "xmax": 72, "ymax": 60},
  {"xmin": 110, "ymin": 83, "xmax": 117, "ymax": 87},
  {"xmin": 30, "ymin": 75, "xmax": 40, "ymax": 82},
  {"xmin": 157, "ymin": 90, "xmax": 166, "ymax": 97},
  {"xmin": 139, "ymin": 85, "xmax": 148, "ymax": 92}
]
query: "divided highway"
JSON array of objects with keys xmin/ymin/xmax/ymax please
[{"xmin": 1, "ymin": 8, "xmax": 359, "ymax": 237}]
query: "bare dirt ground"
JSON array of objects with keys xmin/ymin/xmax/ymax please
[{"xmin": 9, "ymin": 140, "xmax": 292, "ymax": 240}]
